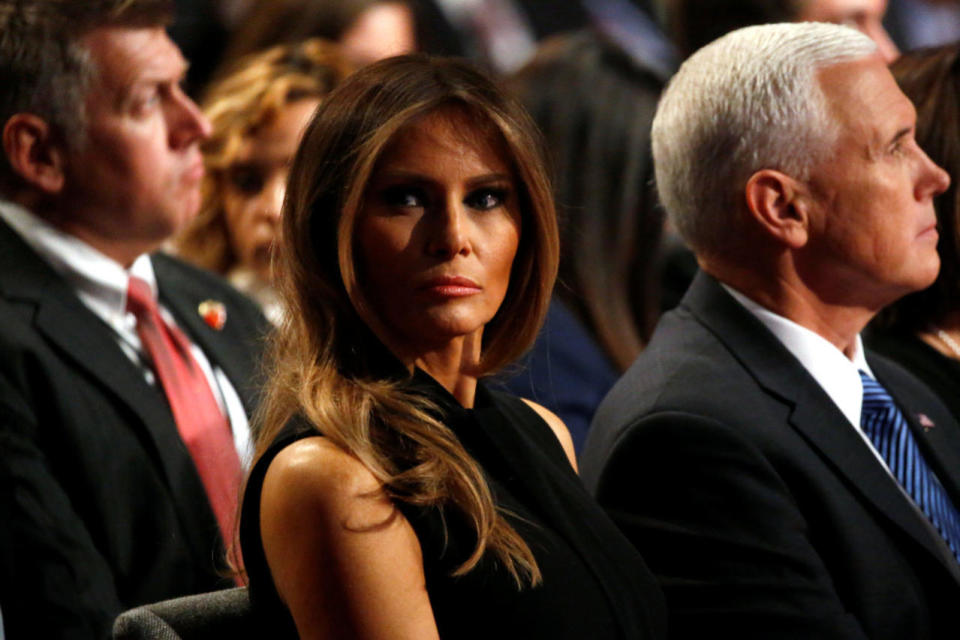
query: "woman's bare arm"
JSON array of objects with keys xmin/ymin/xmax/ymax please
[{"xmin": 259, "ymin": 436, "xmax": 441, "ymax": 640}]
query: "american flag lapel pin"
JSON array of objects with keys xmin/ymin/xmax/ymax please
[
  {"xmin": 198, "ymin": 300, "xmax": 227, "ymax": 331},
  {"xmin": 917, "ymin": 413, "xmax": 935, "ymax": 431}
]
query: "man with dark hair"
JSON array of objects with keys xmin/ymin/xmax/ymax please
[{"xmin": 0, "ymin": 2, "xmax": 268, "ymax": 636}]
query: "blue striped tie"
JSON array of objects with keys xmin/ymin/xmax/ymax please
[{"xmin": 860, "ymin": 371, "xmax": 960, "ymax": 563}]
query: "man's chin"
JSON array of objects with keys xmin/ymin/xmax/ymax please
[
  {"xmin": 169, "ymin": 205, "xmax": 202, "ymax": 236},
  {"xmin": 896, "ymin": 262, "xmax": 940, "ymax": 299}
]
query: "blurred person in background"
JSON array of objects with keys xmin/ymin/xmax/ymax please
[
  {"xmin": 239, "ymin": 54, "xmax": 667, "ymax": 639},
  {"xmin": 660, "ymin": 0, "xmax": 899, "ymax": 67},
  {"xmin": 175, "ymin": 38, "xmax": 353, "ymax": 324},
  {"xmin": 222, "ymin": 0, "xmax": 417, "ymax": 68},
  {"xmin": 868, "ymin": 42, "xmax": 960, "ymax": 424},
  {"xmin": 885, "ymin": 0, "xmax": 960, "ymax": 51},
  {"xmin": 502, "ymin": 30, "xmax": 665, "ymax": 450}
]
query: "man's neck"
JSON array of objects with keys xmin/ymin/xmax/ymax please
[
  {"xmin": 41, "ymin": 214, "xmax": 149, "ymax": 269},
  {"xmin": 703, "ymin": 259, "xmax": 874, "ymax": 359}
]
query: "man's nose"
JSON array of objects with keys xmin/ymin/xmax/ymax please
[
  {"xmin": 918, "ymin": 152, "xmax": 951, "ymax": 200},
  {"xmin": 168, "ymin": 88, "xmax": 212, "ymax": 148}
]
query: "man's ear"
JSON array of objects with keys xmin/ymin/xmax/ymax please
[
  {"xmin": 744, "ymin": 169, "xmax": 810, "ymax": 249},
  {"xmin": 2, "ymin": 113, "xmax": 66, "ymax": 194}
]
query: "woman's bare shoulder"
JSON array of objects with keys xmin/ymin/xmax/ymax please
[
  {"xmin": 258, "ymin": 436, "xmax": 440, "ymax": 639},
  {"xmin": 261, "ymin": 436, "xmax": 390, "ymax": 527}
]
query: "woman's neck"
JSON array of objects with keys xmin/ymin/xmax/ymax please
[{"xmin": 396, "ymin": 331, "xmax": 484, "ymax": 408}]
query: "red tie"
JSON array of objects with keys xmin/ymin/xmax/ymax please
[{"xmin": 126, "ymin": 276, "xmax": 242, "ymax": 559}]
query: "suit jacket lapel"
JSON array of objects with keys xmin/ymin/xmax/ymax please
[
  {"xmin": 683, "ymin": 271, "xmax": 957, "ymax": 575},
  {"xmin": 152, "ymin": 255, "xmax": 259, "ymax": 416},
  {"xmin": 0, "ymin": 221, "xmax": 218, "ymax": 557},
  {"xmin": 877, "ymin": 363, "xmax": 960, "ymax": 508},
  {"xmin": 915, "ymin": 415, "xmax": 960, "ymax": 501}
]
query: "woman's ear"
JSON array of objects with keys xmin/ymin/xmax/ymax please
[
  {"xmin": 744, "ymin": 169, "xmax": 811, "ymax": 249},
  {"xmin": 2, "ymin": 113, "xmax": 66, "ymax": 194}
]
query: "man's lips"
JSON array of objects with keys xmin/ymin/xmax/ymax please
[
  {"xmin": 919, "ymin": 221, "xmax": 939, "ymax": 239},
  {"xmin": 418, "ymin": 275, "xmax": 481, "ymax": 297}
]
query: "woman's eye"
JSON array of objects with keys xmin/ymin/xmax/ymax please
[
  {"xmin": 465, "ymin": 188, "xmax": 508, "ymax": 211},
  {"xmin": 229, "ymin": 167, "xmax": 265, "ymax": 195},
  {"xmin": 382, "ymin": 186, "xmax": 426, "ymax": 208}
]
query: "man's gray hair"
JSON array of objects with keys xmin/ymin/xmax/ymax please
[{"xmin": 651, "ymin": 22, "xmax": 876, "ymax": 258}]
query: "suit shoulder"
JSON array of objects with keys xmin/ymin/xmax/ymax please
[
  {"xmin": 152, "ymin": 252, "xmax": 243, "ymax": 298},
  {"xmin": 151, "ymin": 252, "xmax": 267, "ymax": 323},
  {"xmin": 594, "ymin": 311, "xmax": 749, "ymax": 427}
]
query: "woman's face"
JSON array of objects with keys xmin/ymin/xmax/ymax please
[
  {"xmin": 355, "ymin": 109, "xmax": 522, "ymax": 356},
  {"xmin": 222, "ymin": 97, "xmax": 319, "ymax": 281}
]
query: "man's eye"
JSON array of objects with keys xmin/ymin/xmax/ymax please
[
  {"xmin": 131, "ymin": 92, "xmax": 159, "ymax": 115},
  {"xmin": 465, "ymin": 188, "xmax": 508, "ymax": 211},
  {"xmin": 229, "ymin": 167, "xmax": 264, "ymax": 195},
  {"xmin": 890, "ymin": 139, "xmax": 910, "ymax": 157},
  {"xmin": 382, "ymin": 186, "xmax": 426, "ymax": 208}
]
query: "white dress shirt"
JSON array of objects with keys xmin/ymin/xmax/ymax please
[
  {"xmin": 722, "ymin": 284, "xmax": 901, "ymax": 480},
  {"xmin": 722, "ymin": 283, "xmax": 960, "ymax": 569},
  {"xmin": 0, "ymin": 200, "xmax": 252, "ymax": 467}
]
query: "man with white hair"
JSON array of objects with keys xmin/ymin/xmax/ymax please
[{"xmin": 581, "ymin": 22, "xmax": 960, "ymax": 638}]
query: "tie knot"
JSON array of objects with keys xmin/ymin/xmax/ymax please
[
  {"xmin": 126, "ymin": 276, "xmax": 157, "ymax": 318},
  {"xmin": 859, "ymin": 370, "xmax": 895, "ymax": 417}
]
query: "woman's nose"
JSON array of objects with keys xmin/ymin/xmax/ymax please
[
  {"xmin": 262, "ymin": 173, "xmax": 286, "ymax": 222},
  {"xmin": 426, "ymin": 202, "xmax": 470, "ymax": 258}
]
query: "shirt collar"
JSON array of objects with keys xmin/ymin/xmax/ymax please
[
  {"xmin": 0, "ymin": 199, "xmax": 157, "ymax": 326},
  {"xmin": 721, "ymin": 283, "xmax": 872, "ymax": 428}
]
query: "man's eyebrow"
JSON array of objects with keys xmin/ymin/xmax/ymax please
[
  {"xmin": 890, "ymin": 126, "xmax": 912, "ymax": 145},
  {"xmin": 130, "ymin": 58, "xmax": 191, "ymax": 87}
]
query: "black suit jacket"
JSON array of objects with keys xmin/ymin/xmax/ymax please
[
  {"xmin": 581, "ymin": 272, "xmax": 960, "ymax": 639},
  {"xmin": 0, "ymin": 219, "xmax": 269, "ymax": 639}
]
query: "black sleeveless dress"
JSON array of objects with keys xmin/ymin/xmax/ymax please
[{"xmin": 239, "ymin": 369, "xmax": 666, "ymax": 639}]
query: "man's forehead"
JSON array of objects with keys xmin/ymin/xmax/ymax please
[
  {"xmin": 816, "ymin": 55, "xmax": 913, "ymax": 146},
  {"xmin": 82, "ymin": 26, "xmax": 187, "ymax": 90},
  {"xmin": 816, "ymin": 55, "xmax": 898, "ymax": 105}
]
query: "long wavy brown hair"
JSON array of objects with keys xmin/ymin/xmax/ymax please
[
  {"xmin": 174, "ymin": 38, "xmax": 353, "ymax": 276},
  {"xmin": 507, "ymin": 31, "xmax": 666, "ymax": 371},
  {"xmin": 253, "ymin": 54, "xmax": 559, "ymax": 586}
]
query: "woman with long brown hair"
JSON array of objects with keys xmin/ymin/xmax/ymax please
[{"xmin": 238, "ymin": 55, "xmax": 666, "ymax": 639}]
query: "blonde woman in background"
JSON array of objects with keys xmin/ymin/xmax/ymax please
[{"xmin": 175, "ymin": 39, "xmax": 352, "ymax": 323}]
